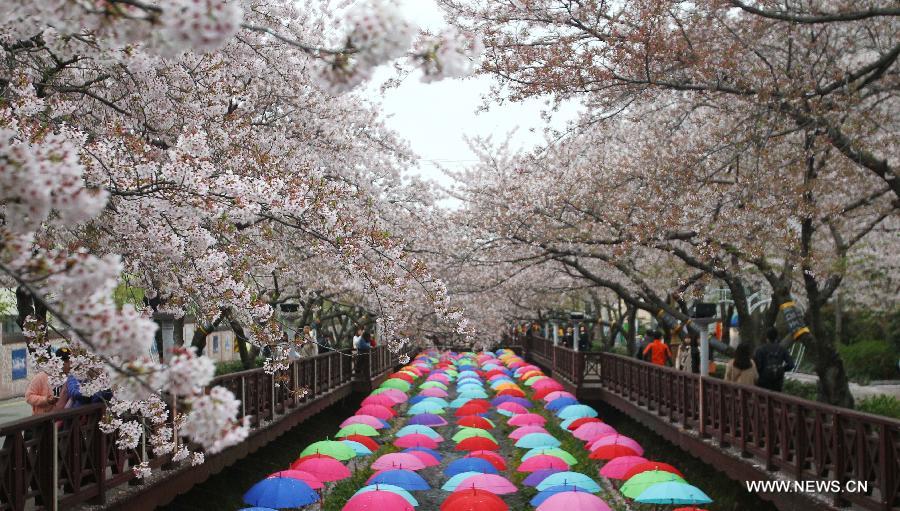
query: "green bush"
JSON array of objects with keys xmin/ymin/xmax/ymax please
[
  {"xmin": 856, "ymin": 395, "xmax": 900, "ymax": 420},
  {"xmin": 782, "ymin": 379, "xmax": 818, "ymax": 401},
  {"xmin": 214, "ymin": 358, "xmax": 263, "ymax": 376},
  {"xmin": 837, "ymin": 340, "xmax": 899, "ymax": 383}
]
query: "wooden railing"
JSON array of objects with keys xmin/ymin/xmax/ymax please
[
  {"xmin": 0, "ymin": 347, "xmax": 395, "ymax": 511},
  {"xmin": 514, "ymin": 334, "xmax": 900, "ymax": 511}
]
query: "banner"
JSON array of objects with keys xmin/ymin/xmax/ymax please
[{"xmin": 11, "ymin": 348, "xmax": 27, "ymax": 380}]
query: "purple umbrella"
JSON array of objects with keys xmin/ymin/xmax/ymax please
[
  {"xmin": 523, "ymin": 469, "xmax": 563, "ymax": 487},
  {"xmin": 408, "ymin": 413, "xmax": 448, "ymax": 427}
]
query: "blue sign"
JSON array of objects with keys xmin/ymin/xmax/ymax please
[{"xmin": 11, "ymin": 348, "xmax": 27, "ymax": 380}]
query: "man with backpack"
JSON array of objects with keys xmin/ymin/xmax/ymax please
[{"xmin": 754, "ymin": 328, "xmax": 795, "ymax": 391}]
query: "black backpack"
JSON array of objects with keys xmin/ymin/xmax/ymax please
[{"xmin": 761, "ymin": 346, "xmax": 787, "ymax": 382}]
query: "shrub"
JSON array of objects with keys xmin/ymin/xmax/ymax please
[
  {"xmin": 782, "ymin": 379, "xmax": 818, "ymax": 401},
  {"xmin": 837, "ymin": 340, "xmax": 899, "ymax": 383},
  {"xmin": 856, "ymin": 395, "xmax": 900, "ymax": 420}
]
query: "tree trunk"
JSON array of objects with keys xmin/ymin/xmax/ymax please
[{"xmin": 625, "ymin": 305, "xmax": 637, "ymax": 355}]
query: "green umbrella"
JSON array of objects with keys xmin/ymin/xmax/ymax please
[
  {"xmin": 524, "ymin": 376, "xmax": 546, "ymax": 386},
  {"xmin": 522, "ymin": 448, "xmax": 578, "ymax": 465},
  {"xmin": 335, "ymin": 424, "xmax": 379, "ymax": 437},
  {"xmin": 300, "ymin": 440, "xmax": 356, "ymax": 460},
  {"xmin": 452, "ymin": 428, "xmax": 497, "ymax": 443},
  {"xmin": 621, "ymin": 470, "xmax": 686, "ymax": 498},
  {"xmin": 380, "ymin": 379, "xmax": 411, "ymax": 391},
  {"xmin": 419, "ymin": 381, "xmax": 448, "ymax": 390}
]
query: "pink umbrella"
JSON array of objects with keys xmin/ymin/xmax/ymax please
[
  {"xmin": 343, "ymin": 490, "xmax": 414, "ymax": 511},
  {"xmin": 454, "ymin": 474, "xmax": 518, "ymax": 495},
  {"xmin": 266, "ymin": 470, "xmax": 324, "ymax": 489},
  {"xmin": 405, "ymin": 450, "xmax": 440, "ymax": 467},
  {"xmin": 543, "ymin": 391, "xmax": 576, "ymax": 402},
  {"xmin": 498, "ymin": 402, "xmax": 529, "ymax": 415},
  {"xmin": 509, "ymin": 426, "xmax": 549, "ymax": 440},
  {"xmin": 536, "ymin": 491, "xmax": 612, "ymax": 511},
  {"xmin": 291, "ymin": 457, "xmax": 351, "ymax": 482},
  {"xmin": 598, "ymin": 455, "xmax": 648, "ymax": 480},
  {"xmin": 340, "ymin": 415, "xmax": 385, "ymax": 429},
  {"xmin": 379, "ymin": 389, "xmax": 409, "ymax": 404},
  {"xmin": 427, "ymin": 374, "xmax": 451, "ymax": 384},
  {"xmin": 508, "ymin": 413, "xmax": 546, "ymax": 427},
  {"xmin": 356, "ymin": 404, "xmax": 395, "ymax": 420},
  {"xmin": 371, "ymin": 453, "xmax": 426, "ymax": 471},
  {"xmin": 419, "ymin": 387, "xmax": 449, "ymax": 398},
  {"xmin": 573, "ymin": 422, "xmax": 618, "ymax": 441},
  {"xmin": 362, "ymin": 394, "xmax": 397, "ymax": 407},
  {"xmin": 518, "ymin": 455, "xmax": 570, "ymax": 473},
  {"xmin": 589, "ymin": 434, "xmax": 644, "ymax": 456},
  {"xmin": 532, "ymin": 379, "xmax": 564, "ymax": 390},
  {"xmin": 394, "ymin": 434, "xmax": 439, "ymax": 449}
]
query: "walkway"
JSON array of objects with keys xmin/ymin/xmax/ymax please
[
  {"xmin": 786, "ymin": 372, "xmax": 900, "ymax": 400},
  {"xmin": 507, "ymin": 335, "xmax": 900, "ymax": 511},
  {"xmin": 0, "ymin": 346, "xmax": 399, "ymax": 511}
]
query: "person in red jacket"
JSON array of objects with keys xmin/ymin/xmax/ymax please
[{"xmin": 642, "ymin": 332, "xmax": 673, "ymax": 366}]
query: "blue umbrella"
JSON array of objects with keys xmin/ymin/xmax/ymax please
[
  {"xmin": 450, "ymin": 397, "xmax": 473, "ymax": 408},
  {"xmin": 546, "ymin": 397, "xmax": 578, "ymax": 411},
  {"xmin": 396, "ymin": 425, "xmax": 441, "ymax": 439},
  {"xmin": 342, "ymin": 440, "xmax": 373, "ymax": 456},
  {"xmin": 530, "ymin": 486, "xmax": 594, "ymax": 506},
  {"xmin": 243, "ymin": 478, "xmax": 318, "ymax": 508},
  {"xmin": 407, "ymin": 402, "xmax": 444, "ymax": 415},
  {"xmin": 354, "ymin": 484, "xmax": 418, "ymax": 506},
  {"xmin": 444, "ymin": 457, "xmax": 498, "ymax": 476},
  {"xmin": 458, "ymin": 390, "xmax": 489, "ymax": 399},
  {"xmin": 634, "ymin": 482, "xmax": 713, "ymax": 505},
  {"xmin": 369, "ymin": 469, "xmax": 431, "ymax": 490},
  {"xmin": 515, "ymin": 433, "xmax": 562, "ymax": 449},
  {"xmin": 408, "ymin": 395, "xmax": 430, "ymax": 405},
  {"xmin": 557, "ymin": 404, "xmax": 598, "ymax": 419},
  {"xmin": 537, "ymin": 472, "xmax": 601, "ymax": 492},
  {"xmin": 403, "ymin": 447, "xmax": 443, "ymax": 461},
  {"xmin": 441, "ymin": 471, "xmax": 485, "ymax": 491},
  {"xmin": 559, "ymin": 417, "xmax": 579, "ymax": 430}
]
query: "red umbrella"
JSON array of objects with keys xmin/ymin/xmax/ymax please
[
  {"xmin": 291, "ymin": 456, "xmax": 350, "ymax": 481},
  {"xmin": 357, "ymin": 404, "xmax": 395, "ymax": 419},
  {"xmin": 455, "ymin": 437, "xmax": 500, "ymax": 452},
  {"xmin": 440, "ymin": 488, "xmax": 508, "ymax": 511},
  {"xmin": 497, "ymin": 388, "xmax": 526, "ymax": 398},
  {"xmin": 589, "ymin": 444, "xmax": 639, "ymax": 460},
  {"xmin": 291, "ymin": 453, "xmax": 335, "ymax": 467},
  {"xmin": 517, "ymin": 454, "xmax": 569, "ymax": 472},
  {"xmin": 389, "ymin": 372, "xmax": 415, "ymax": 382},
  {"xmin": 266, "ymin": 470, "xmax": 323, "ymax": 489},
  {"xmin": 622, "ymin": 461, "xmax": 684, "ymax": 480},
  {"xmin": 466, "ymin": 452, "xmax": 507, "ymax": 470},
  {"xmin": 344, "ymin": 434, "xmax": 379, "ymax": 451},
  {"xmin": 394, "ymin": 434, "xmax": 439, "ymax": 449},
  {"xmin": 533, "ymin": 387, "xmax": 563, "ymax": 400},
  {"xmin": 566, "ymin": 417, "xmax": 602, "ymax": 431},
  {"xmin": 465, "ymin": 399, "xmax": 491, "ymax": 409},
  {"xmin": 458, "ymin": 416, "xmax": 494, "ymax": 429},
  {"xmin": 455, "ymin": 404, "xmax": 488, "ymax": 417},
  {"xmin": 362, "ymin": 394, "xmax": 397, "ymax": 407}
]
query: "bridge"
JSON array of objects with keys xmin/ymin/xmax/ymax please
[
  {"xmin": 508, "ymin": 334, "xmax": 900, "ymax": 511},
  {"xmin": 0, "ymin": 346, "xmax": 399, "ymax": 511}
]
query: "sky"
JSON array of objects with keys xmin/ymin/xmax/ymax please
[{"xmin": 362, "ymin": 0, "xmax": 582, "ymax": 195}]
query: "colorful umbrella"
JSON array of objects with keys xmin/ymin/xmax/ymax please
[
  {"xmin": 243, "ymin": 478, "xmax": 318, "ymax": 509},
  {"xmin": 372, "ymin": 453, "xmax": 427, "ymax": 471},
  {"xmin": 509, "ymin": 425, "xmax": 549, "ymax": 440},
  {"xmin": 404, "ymin": 446, "xmax": 443, "ymax": 461},
  {"xmin": 445, "ymin": 457, "xmax": 499, "ymax": 476},
  {"xmin": 342, "ymin": 440, "xmax": 373, "ymax": 456},
  {"xmin": 564, "ymin": 417, "xmax": 601, "ymax": 431},
  {"xmin": 362, "ymin": 394, "xmax": 397, "ymax": 407},
  {"xmin": 291, "ymin": 456, "xmax": 351, "ymax": 482},
  {"xmin": 457, "ymin": 416, "xmax": 494, "ymax": 429},
  {"xmin": 589, "ymin": 434, "xmax": 643, "ymax": 456},
  {"xmin": 441, "ymin": 471, "xmax": 485, "ymax": 491},
  {"xmin": 543, "ymin": 391, "xmax": 576, "ymax": 402},
  {"xmin": 420, "ymin": 387, "xmax": 449, "ymax": 398},
  {"xmin": 523, "ymin": 469, "xmax": 563, "ymax": 487},
  {"xmin": 530, "ymin": 486, "xmax": 597, "ymax": 507},
  {"xmin": 354, "ymin": 485, "xmax": 418, "ymax": 506},
  {"xmin": 266, "ymin": 470, "xmax": 323, "ymax": 490},
  {"xmin": 394, "ymin": 434, "xmax": 439, "ymax": 449},
  {"xmin": 452, "ymin": 474, "xmax": 517, "ymax": 495},
  {"xmin": 465, "ymin": 450, "xmax": 506, "ymax": 470},
  {"xmin": 557, "ymin": 404, "xmax": 598, "ymax": 419},
  {"xmin": 545, "ymin": 397, "xmax": 578, "ymax": 411},
  {"xmin": 508, "ymin": 413, "xmax": 546, "ymax": 427},
  {"xmin": 497, "ymin": 402, "xmax": 529, "ymax": 415},
  {"xmin": 343, "ymin": 434, "xmax": 379, "ymax": 451},
  {"xmin": 633, "ymin": 482, "xmax": 712, "ymax": 505},
  {"xmin": 343, "ymin": 489, "xmax": 414, "ymax": 511},
  {"xmin": 439, "ymin": 488, "xmax": 508, "ymax": 511},
  {"xmin": 341, "ymin": 415, "xmax": 386, "ymax": 429},
  {"xmin": 515, "ymin": 433, "xmax": 561, "ymax": 449},
  {"xmin": 522, "ymin": 448, "xmax": 578, "ymax": 466},
  {"xmin": 537, "ymin": 472, "xmax": 601, "ymax": 492},
  {"xmin": 621, "ymin": 470, "xmax": 686, "ymax": 498},
  {"xmin": 535, "ymin": 490, "xmax": 611, "ymax": 511},
  {"xmin": 368, "ymin": 469, "xmax": 431, "ymax": 490},
  {"xmin": 452, "ymin": 428, "xmax": 496, "ymax": 443},
  {"xmin": 588, "ymin": 444, "xmax": 640, "ymax": 460},
  {"xmin": 300, "ymin": 440, "xmax": 356, "ymax": 460},
  {"xmin": 518, "ymin": 455, "xmax": 570, "ymax": 472},
  {"xmin": 455, "ymin": 436, "xmax": 500, "ymax": 451},
  {"xmin": 397, "ymin": 425, "xmax": 442, "ymax": 440},
  {"xmin": 336, "ymin": 424, "xmax": 379, "ymax": 437},
  {"xmin": 407, "ymin": 402, "xmax": 445, "ymax": 415},
  {"xmin": 597, "ymin": 456, "xmax": 648, "ymax": 480},
  {"xmin": 357, "ymin": 404, "xmax": 395, "ymax": 420},
  {"xmin": 573, "ymin": 422, "xmax": 617, "ymax": 441},
  {"xmin": 621, "ymin": 461, "xmax": 684, "ymax": 480},
  {"xmin": 408, "ymin": 413, "xmax": 449, "ymax": 427}
]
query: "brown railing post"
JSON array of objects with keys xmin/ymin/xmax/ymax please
[
  {"xmin": 878, "ymin": 423, "xmax": 894, "ymax": 511},
  {"xmin": 765, "ymin": 395, "xmax": 776, "ymax": 470},
  {"xmin": 12, "ymin": 432, "xmax": 24, "ymax": 511},
  {"xmin": 833, "ymin": 415, "xmax": 848, "ymax": 507},
  {"xmin": 794, "ymin": 403, "xmax": 805, "ymax": 480}
]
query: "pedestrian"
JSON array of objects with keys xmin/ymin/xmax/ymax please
[
  {"xmin": 25, "ymin": 347, "xmax": 70, "ymax": 415},
  {"xmin": 725, "ymin": 342, "xmax": 758, "ymax": 385},
  {"xmin": 754, "ymin": 328, "xmax": 795, "ymax": 391},
  {"xmin": 675, "ymin": 334, "xmax": 701, "ymax": 374},
  {"xmin": 642, "ymin": 331, "xmax": 673, "ymax": 366},
  {"xmin": 299, "ymin": 325, "xmax": 318, "ymax": 358},
  {"xmin": 352, "ymin": 327, "xmax": 365, "ymax": 352},
  {"xmin": 635, "ymin": 331, "xmax": 652, "ymax": 360}
]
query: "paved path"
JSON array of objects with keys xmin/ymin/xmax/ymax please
[
  {"xmin": 0, "ymin": 397, "xmax": 31, "ymax": 425},
  {"xmin": 786, "ymin": 372, "xmax": 900, "ymax": 399}
]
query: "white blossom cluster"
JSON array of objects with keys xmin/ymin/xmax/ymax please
[
  {"xmin": 415, "ymin": 28, "xmax": 485, "ymax": 83},
  {"xmin": 181, "ymin": 386, "xmax": 250, "ymax": 454}
]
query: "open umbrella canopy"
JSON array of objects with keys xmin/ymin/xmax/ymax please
[
  {"xmin": 380, "ymin": 379, "xmax": 412, "ymax": 391},
  {"xmin": 376, "ymin": 388, "xmax": 409, "ymax": 403},
  {"xmin": 419, "ymin": 387, "xmax": 449, "ymax": 398},
  {"xmin": 398, "ymin": 449, "xmax": 438, "ymax": 468},
  {"xmin": 362, "ymin": 394, "xmax": 397, "ymax": 407},
  {"xmin": 452, "ymin": 428, "xmax": 496, "ymax": 443},
  {"xmin": 407, "ymin": 402, "xmax": 446, "ymax": 415},
  {"xmin": 342, "ymin": 440, "xmax": 373, "ymax": 456},
  {"xmin": 336, "ymin": 424, "xmax": 380, "ymax": 438},
  {"xmin": 450, "ymin": 397, "xmax": 473, "ymax": 408},
  {"xmin": 457, "ymin": 416, "xmax": 494, "ymax": 429},
  {"xmin": 394, "ymin": 434, "xmax": 439, "ymax": 449},
  {"xmin": 523, "ymin": 469, "xmax": 563, "ymax": 487},
  {"xmin": 440, "ymin": 488, "xmax": 508, "ymax": 511},
  {"xmin": 445, "ymin": 457, "xmax": 499, "ymax": 476},
  {"xmin": 372, "ymin": 453, "xmax": 427, "ymax": 471},
  {"xmin": 465, "ymin": 452, "xmax": 506, "ymax": 471},
  {"xmin": 622, "ymin": 461, "xmax": 684, "ymax": 480},
  {"xmin": 354, "ymin": 485, "xmax": 418, "ymax": 506},
  {"xmin": 509, "ymin": 425, "xmax": 549, "ymax": 440},
  {"xmin": 291, "ymin": 456, "xmax": 351, "ymax": 482},
  {"xmin": 534, "ymin": 491, "xmax": 612, "ymax": 511},
  {"xmin": 497, "ymin": 388, "xmax": 526, "ymax": 398},
  {"xmin": 455, "ymin": 404, "xmax": 488, "ymax": 417},
  {"xmin": 522, "ymin": 448, "xmax": 578, "ymax": 466},
  {"xmin": 404, "ymin": 447, "xmax": 443, "ymax": 461},
  {"xmin": 597, "ymin": 456, "xmax": 648, "ymax": 480},
  {"xmin": 397, "ymin": 425, "xmax": 442, "ymax": 440},
  {"xmin": 368, "ymin": 469, "xmax": 431, "ymax": 490},
  {"xmin": 266, "ymin": 470, "xmax": 323, "ymax": 489},
  {"xmin": 357, "ymin": 404, "xmax": 395, "ymax": 420},
  {"xmin": 543, "ymin": 391, "xmax": 576, "ymax": 402},
  {"xmin": 341, "ymin": 415, "xmax": 386, "ymax": 429},
  {"xmin": 408, "ymin": 413, "xmax": 449, "ymax": 427},
  {"xmin": 537, "ymin": 472, "xmax": 601, "ymax": 492},
  {"xmin": 243, "ymin": 477, "xmax": 319, "ymax": 509},
  {"xmin": 344, "ymin": 434, "xmax": 379, "ymax": 451},
  {"xmin": 515, "ymin": 433, "xmax": 562, "ymax": 449},
  {"xmin": 518, "ymin": 455, "xmax": 570, "ymax": 472},
  {"xmin": 557, "ymin": 404, "xmax": 598, "ymax": 420},
  {"xmin": 452, "ymin": 474, "xmax": 517, "ymax": 495},
  {"xmin": 588, "ymin": 444, "xmax": 640, "ymax": 460},
  {"xmin": 300, "ymin": 440, "xmax": 357, "ymax": 460},
  {"xmin": 634, "ymin": 482, "xmax": 712, "ymax": 505},
  {"xmin": 589, "ymin": 435, "xmax": 644, "ymax": 456},
  {"xmin": 573, "ymin": 422, "xmax": 617, "ymax": 441},
  {"xmin": 621, "ymin": 470, "xmax": 686, "ymax": 498},
  {"xmin": 508, "ymin": 413, "xmax": 546, "ymax": 427},
  {"xmin": 545, "ymin": 397, "xmax": 578, "ymax": 411},
  {"xmin": 497, "ymin": 402, "xmax": 529, "ymax": 414},
  {"xmin": 455, "ymin": 436, "xmax": 500, "ymax": 451},
  {"xmin": 441, "ymin": 471, "xmax": 484, "ymax": 491},
  {"xmin": 343, "ymin": 489, "xmax": 415, "ymax": 511},
  {"xmin": 532, "ymin": 379, "xmax": 564, "ymax": 390},
  {"xmin": 419, "ymin": 381, "xmax": 448, "ymax": 390},
  {"xmin": 458, "ymin": 389, "xmax": 490, "ymax": 399}
]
